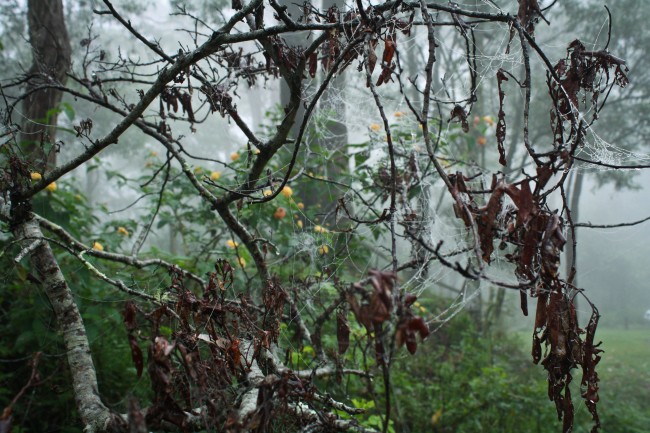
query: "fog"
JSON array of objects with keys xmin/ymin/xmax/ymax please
[{"xmin": 2, "ymin": 0, "xmax": 649, "ymax": 328}]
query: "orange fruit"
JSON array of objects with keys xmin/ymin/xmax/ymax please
[{"xmin": 274, "ymin": 207, "xmax": 287, "ymax": 220}]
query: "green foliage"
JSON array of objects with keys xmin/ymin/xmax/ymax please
[{"xmin": 0, "ymin": 183, "xmax": 152, "ymax": 432}]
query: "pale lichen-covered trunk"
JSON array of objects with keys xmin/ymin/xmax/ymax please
[{"xmin": 12, "ymin": 217, "xmax": 113, "ymax": 432}]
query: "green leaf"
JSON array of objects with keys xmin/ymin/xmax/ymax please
[
  {"xmin": 407, "ymin": 184, "xmax": 422, "ymax": 200},
  {"xmin": 61, "ymin": 102, "xmax": 76, "ymax": 121}
]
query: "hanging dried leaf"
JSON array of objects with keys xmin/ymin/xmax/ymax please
[
  {"xmin": 123, "ymin": 302, "xmax": 143, "ymax": 378},
  {"xmin": 535, "ymin": 291, "xmax": 549, "ymax": 330},
  {"xmin": 308, "ymin": 52, "xmax": 317, "ymax": 78},
  {"xmin": 496, "ymin": 69, "xmax": 508, "ymax": 166},
  {"xmin": 507, "ymin": 0, "xmax": 549, "ymax": 53},
  {"xmin": 520, "ymin": 290, "xmax": 528, "ymax": 316},
  {"xmin": 382, "ymin": 35, "xmax": 396, "ymax": 66},
  {"xmin": 336, "ymin": 311, "xmax": 350, "ymax": 355},
  {"xmin": 179, "ymin": 92, "xmax": 195, "ymax": 123},
  {"xmin": 476, "ymin": 182, "xmax": 505, "ymax": 263},
  {"xmin": 449, "ymin": 105, "xmax": 469, "ymax": 133},
  {"xmin": 395, "ymin": 292, "xmax": 429, "ymax": 355},
  {"xmin": 375, "ymin": 62, "xmax": 395, "ymax": 87},
  {"xmin": 123, "ymin": 301, "xmax": 138, "ymax": 332},
  {"xmin": 532, "ymin": 332, "xmax": 542, "ymax": 364},
  {"xmin": 368, "ymin": 39, "xmax": 378, "ymax": 74},
  {"xmin": 128, "ymin": 335, "xmax": 144, "ymax": 379}
]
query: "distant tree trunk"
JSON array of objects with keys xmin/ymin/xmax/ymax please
[
  {"xmin": 20, "ymin": 0, "xmax": 71, "ymax": 173},
  {"xmin": 566, "ymin": 170, "xmax": 583, "ymax": 315},
  {"xmin": 306, "ymin": 0, "xmax": 348, "ymax": 224},
  {"xmin": 278, "ymin": 0, "xmax": 308, "ymax": 135},
  {"xmin": 319, "ymin": 0, "xmax": 347, "ymax": 150}
]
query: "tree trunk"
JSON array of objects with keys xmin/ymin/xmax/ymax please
[
  {"xmin": 12, "ymin": 217, "xmax": 113, "ymax": 432},
  {"xmin": 278, "ymin": 0, "xmax": 308, "ymax": 134},
  {"xmin": 302, "ymin": 0, "xmax": 349, "ymax": 223},
  {"xmin": 20, "ymin": 0, "xmax": 71, "ymax": 173},
  {"xmin": 566, "ymin": 170, "xmax": 583, "ymax": 315},
  {"xmin": 13, "ymin": 2, "xmax": 114, "ymax": 431}
]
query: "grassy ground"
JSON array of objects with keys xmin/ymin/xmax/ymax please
[
  {"xmin": 594, "ymin": 328, "xmax": 650, "ymax": 432},
  {"xmin": 596, "ymin": 328, "xmax": 650, "ymax": 385},
  {"xmin": 515, "ymin": 327, "xmax": 650, "ymax": 432}
]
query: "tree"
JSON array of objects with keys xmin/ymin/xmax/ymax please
[
  {"xmin": 20, "ymin": 0, "xmax": 71, "ymax": 172},
  {"xmin": 0, "ymin": 1, "xmax": 634, "ymax": 432},
  {"xmin": 554, "ymin": 2, "xmax": 650, "ymax": 326}
]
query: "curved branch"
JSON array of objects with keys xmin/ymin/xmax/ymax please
[{"xmin": 35, "ymin": 213, "xmax": 206, "ymax": 287}]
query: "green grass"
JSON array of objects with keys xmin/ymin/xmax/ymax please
[
  {"xmin": 515, "ymin": 327, "xmax": 650, "ymax": 432},
  {"xmin": 593, "ymin": 328, "xmax": 650, "ymax": 432},
  {"xmin": 596, "ymin": 328, "xmax": 650, "ymax": 386},
  {"xmin": 516, "ymin": 327, "xmax": 650, "ymax": 386}
]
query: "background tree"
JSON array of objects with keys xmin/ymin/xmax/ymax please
[{"xmin": 20, "ymin": 0, "xmax": 71, "ymax": 172}]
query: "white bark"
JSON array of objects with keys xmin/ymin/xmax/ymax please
[{"xmin": 13, "ymin": 216, "xmax": 112, "ymax": 432}]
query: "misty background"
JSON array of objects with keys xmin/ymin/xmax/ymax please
[{"xmin": 1, "ymin": 1, "xmax": 649, "ymax": 326}]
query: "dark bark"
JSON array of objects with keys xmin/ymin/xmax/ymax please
[{"xmin": 20, "ymin": 0, "xmax": 71, "ymax": 173}]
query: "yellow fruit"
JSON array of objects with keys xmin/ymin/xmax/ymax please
[
  {"xmin": 30, "ymin": 172, "xmax": 42, "ymax": 181},
  {"xmin": 117, "ymin": 227, "xmax": 129, "ymax": 236},
  {"xmin": 314, "ymin": 225, "xmax": 328, "ymax": 233},
  {"xmin": 253, "ymin": 148, "xmax": 261, "ymax": 155},
  {"xmin": 297, "ymin": 202, "xmax": 304, "ymax": 210},
  {"xmin": 45, "ymin": 182, "xmax": 57, "ymax": 192},
  {"xmin": 226, "ymin": 239, "xmax": 239, "ymax": 248},
  {"xmin": 150, "ymin": 151, "xmax": 158, "ymax": 157},
  {"xmin": 230, "ymin": 152, "xmax": 240, "ymax": 162},
  {"xmin": 193, "ymin": 166, "xmax": 203, "ymax": 174},
  {"xmin": 482, "ymin": 116, "xmax": 494, "ymax": 126},
  {"xmin": 210, "ymin": 171, "xmax": 221, "ymax": 181},
  {"xmin": 394, "ymin": 111, "xmax": 403, "ymax": 118},
  {"xmin": 274, "ymin": 207, "xmax": 287, "ymax": 220},
  {"xmin": 281, "ymin": 186, "xmax": 293, "ymax": 198},
  {"xmin": 370, "ymin": 123, "xmax": 381, "ymax": 132},
  {"xmin": 263, "ymin": 189, "xmax": 273, "ymax": 197},
  {"xmin": 431, "ymin": 408, "xmax": 443, "ymax": 426},
  {"xmin": 296, "ymin": 220, "xmax": 303, "ymax": 229},
  {"xmin": 318, "ymin": 245, "xmax": 329, "ymax": 255},
  {"xmin": 92, "ymin": 241, "xmax": 104, "ymax": 251},
  {"xmin": 477, "ymin": 136, "xmax": 487, "ymax": 146},
  {"xmin": 237, "ymin": 257, "xmax": 246, "ymax": 268}
]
